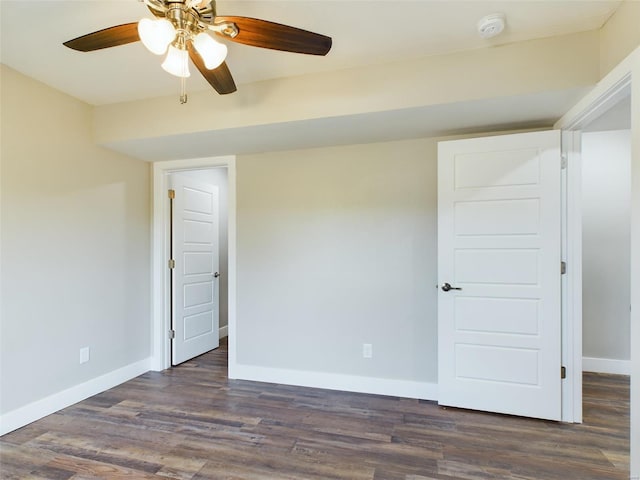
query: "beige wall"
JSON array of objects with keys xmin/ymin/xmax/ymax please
[
  {"xmin": 94, "ymin": 30, "xmax": 599, "ymax": 150},
  {"xmin": 236, "ymin": 139, "xmax": 438, "ymax": 382},
  {"xmin": 600, "ymin": 0, "xmax": 640, "ymax": 77},
  {"xmin": 0, "ymin": 65, "xmax": 151, "ymax": 414}
]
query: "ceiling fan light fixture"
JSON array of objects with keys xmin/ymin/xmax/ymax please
[
  {"xmin": 138, "ymin": 18, "xmax": 176, "ymax": 55},
  {"xmin": 162, "ymin": 45, "xmax": 191, "ymax": 78},
  {"xmin": 62, "ymin": 0, "xmax": 332, "ymax": 99},
  {"xmin": 193, "ymin": 32, "xmax": 227, "ymax": 70}
]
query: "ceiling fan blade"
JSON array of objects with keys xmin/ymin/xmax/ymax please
[
  {"xmin": 63, "ymin": 23, "xmax": 140, "ymax": 52},
  {"xmin": 188, "ymin": 45, "xmax": 237, "ymax": 95},
  {"xmin": 215, "ymin": 16, "xmax": 331, "ymax": 56}
]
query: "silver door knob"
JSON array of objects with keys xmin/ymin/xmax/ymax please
[
  {"xmin": 214, "ymin": 272, "xmax": 220, "ymax": 278},
  {"xmin": 441, "ymin": 282, "xmax": 462, "ymax": 292}
]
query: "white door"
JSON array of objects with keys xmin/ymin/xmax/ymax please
[
  {"xmin": 437, "ymin": 130, "xmax": 562, "ymax": 420},
  {"xmin": 171, "ymin": 175, "xmax": 220, "ymax": 365}
]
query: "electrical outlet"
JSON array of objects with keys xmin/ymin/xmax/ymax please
[
  {"xmin": 79, "ymin": 347, "xmax": 90, "ymax": 364},
  {"xmin": 362, "ymin": 343, "xmax": 373, "ymax": 359}
]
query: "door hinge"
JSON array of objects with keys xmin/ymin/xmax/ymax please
[
  {"xmin": 561, "ymin": 261, "xmax": 567, "ymax": 275},
  {"xmin": 170, "ymin": 329, "xmax": 176, "ymax": 339},
  {"xmin": 168, "ymin": 189, "xmax": 175, "ymax": 199},
  {"xmin": 561, "ymin": 154, "xmax": 567, "ymax": 169},
  {"xmin": 168, "ymin": 259, "xmax": 176, "ymax": 269},
  {"xmin": 561, "ymin": 366, "xmax": 567, "ymax": 379}
]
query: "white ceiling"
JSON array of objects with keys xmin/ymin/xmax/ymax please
[{"xmin": 0, "ymin": 0, "xmax": 622, "ymax": 106}]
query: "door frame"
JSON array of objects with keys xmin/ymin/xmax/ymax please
[
  {"xmin": 151, "ymin": 156, "xmax": 237, "ymax": 375},
  {"xmin": 559, "ymin": 74, "xmax": 631, "ymax": 424},
  {"xmin": 555, "ymin": 47, "xmax": 637, "ymax": 469}
]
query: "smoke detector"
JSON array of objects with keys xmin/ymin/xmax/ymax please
[{"xmin": 477, "ymin": 13, "xmax": 506, "ymax": 39}]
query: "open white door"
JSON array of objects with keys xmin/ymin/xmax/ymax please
[
  {"xmin": 438, "ymin": 130, "xmax": 562, "ymax": 420},
  {"xmin": 170, "ymin": 175, "xmax": 220, "ymax": 365}
]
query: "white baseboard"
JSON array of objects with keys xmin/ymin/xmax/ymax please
[
  {"xmin": 582, "ymin": 356, "xmax": 631, "ymax": 375},
  {"xmin": 0, "ymin": 358, "xmax": 151, "ymax": 436},
  {"xmin": 219, "ymin": 325, "xmax": 228, "ymax": 339},
  {"xmin": 232, "ymin": 364, "xmax": 438, "ymax": 401}
]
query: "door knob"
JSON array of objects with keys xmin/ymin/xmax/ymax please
[
  {"xmin": 441, "ymin": 282, "xmax": 462, "ymax": 292},
  {"xmin": 214, "ymin": 272, "xmax": 220, "ymax": 278}
]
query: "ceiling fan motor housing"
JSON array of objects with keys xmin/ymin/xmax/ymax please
[{"xmin": 166, "ymin": 4, "xmax": 199, "ymax": 35}]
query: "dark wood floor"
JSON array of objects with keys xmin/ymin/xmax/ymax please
[{"xmin": 1, "ymin": 338, "xmax": 629, "ymax": 479}]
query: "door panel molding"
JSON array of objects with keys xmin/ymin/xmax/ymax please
[
  {"xmin": 170, "ymin": 175, "xmax": 220, "ymax": 365},
  {"xmin": 438, "ymin": 130, "xmax": 562, "ymax": 421}
]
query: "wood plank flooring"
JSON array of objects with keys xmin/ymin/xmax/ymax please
[{"xmin": 1, "ymin": 338, "xmax": 629, "ymax": 479}]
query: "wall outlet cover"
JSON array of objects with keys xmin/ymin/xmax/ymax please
[{"xmin": 79, "ymin": 347, "xmax": 90, "ymax": 364}]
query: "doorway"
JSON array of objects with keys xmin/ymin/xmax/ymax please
[
  {"xmin": 169, "ymin": 169, "xmax": 228, "ymax": 364},
  {"xmin": 151, "ymin": 156, "xmax": 237, "ymax": 373},
  {"xmin": 559, "ymin": 78, "xmax": 633, "ymax": 425},
  {"xmin": 435, "ymin": 90, "xmax": 632, "ymax": 424},
  {"xmin": 580, "ymin": 98, "xmax": 631, "ymax": 377}
]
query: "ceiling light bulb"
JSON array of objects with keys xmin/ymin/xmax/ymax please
[
  {"xmin": 138, "ymin": 18, "xmax": 176, "ymax": 55},
  {"xmin": 161, "ymin": 45, "xmax": 191, "ymax": 78},
  {"xmin": 193, "ymin": 32, "xmax": 227, "ymax": 70}
]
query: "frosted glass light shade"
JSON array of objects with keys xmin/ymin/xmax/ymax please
[
  {"xmin": 193, "ymin": 32, "xmax": 227, "ymax": 70},
  {"xmin": 161, "ymin": 45, "xmax": 191, "ymax": 78},
  {"xmin": 138, "ymin": 18, "xmax": 176, "ymax": 55}
]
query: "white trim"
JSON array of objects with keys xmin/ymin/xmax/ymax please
[
  {"xmin": 219, "ymin": 325, "xmax": 228, "ymax": 339},
  {"xmin": 553, "ymin": 47, "xmax": 640, "ymax": 130},
  {"xmin": 0, "ymin": 358, "xmax": 151, "ymax": 436},
  {"xmin": 583, "ymin": 357, "xmax": 631, "ymax": 376},
  {"xmin": 560, "ymin": 130, "xmax": 583, "ymax": 423},
  {"xmin": 555, "ymin": 47, "xmax": 637, "ymax": 130},
  {"xmin": 234, "ymin": 364, "xmax": 438, "ymax": 401},
  {"xmin": 559, "ymin": 75, "xmax": 631, "ymax": 131},
  {"xmin": 555, "ymin": 49, "xmax": 638, "ymax": 427},
  {"xmin": 151, "ymin": 156, "xmax": 237, "ymax": 374}
]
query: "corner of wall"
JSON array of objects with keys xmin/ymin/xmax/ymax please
[
  {"xmin": 0, "ymin": 358, "xmax": 151, "ymax": 436},
  {"xmin": 599, "ymin": 1, "xmax": 640, "ymax": 78}
]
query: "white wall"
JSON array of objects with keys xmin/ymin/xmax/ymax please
[
  {"xmin": 581, "ymin": 130, "xmax": 631, "ymax": 370},
  {"xmin": 236, "ymin": 138, "xmax": 439, "ymax": 386},
  {"xmin": 172, "ymin": 169, "xmax": 228, "ymax": 329},
  {"xmin": 0, "ymin": 66, "xmax": 151, "ymax": 423}
]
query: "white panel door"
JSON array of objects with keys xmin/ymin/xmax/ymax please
[
  {"xmin": 438, "ymin": 130, "xmax": 562, "ymax": 420},
  {"xmin": 171, "ymin": 175, "xmax": 220, "ymax": 365}
]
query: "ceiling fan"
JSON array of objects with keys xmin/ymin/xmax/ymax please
[{"xmin": 63, "ymin": 0, "xmax": 332, "ymax": 102}]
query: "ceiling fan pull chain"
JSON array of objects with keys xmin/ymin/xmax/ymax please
[
  {"xmin": 180, "ymin": 76, "xmax": 188, "ymax": 104},
  {"xmin": 180, "ymin": 77, "xmax": 187, "ymax": 105}
]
